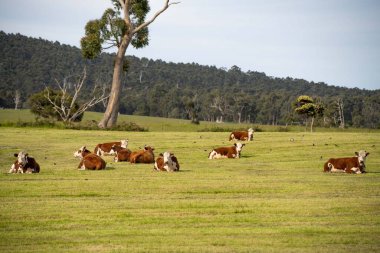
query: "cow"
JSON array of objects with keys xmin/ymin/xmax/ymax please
[
  {"xmin": 130, "ymin": 145, "xmax": 155, "ymax": 164},
  {"xmin": 323, "ymin": 150, "xmax": 370, "ymax": 174},
  {"xmin": 154, "ymin": 152, "xmax": 180, "ymax": 172},
  {"xmin": 229, "ymin": 128, "xmax": 254, "ymax": 141},
  {"xmin": 9, "ymin": 151, "xmax": 40, "ymax": 173},
  {"xmin": 94, "ymin": 139, "xmax": 128, "ymax": 156},
  {"xmin": 110, "ymin": 144, "xmax": 132, "ymax": 162},
  {"xmin": 73, "ymin": 146, "xmax": 106, "ymax": 170},
  {"xmin": 208, "ymin": 143, "xmax": 245, "ymax": 159}
]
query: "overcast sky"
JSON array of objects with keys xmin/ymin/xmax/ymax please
[{"xmin": 0, "ymin": 0, "xmax": 379, "ymax": 90}]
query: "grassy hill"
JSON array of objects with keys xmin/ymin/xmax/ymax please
[{"xmin": 0, "ymin": 123, "xmax": 379, "ymax": 252}]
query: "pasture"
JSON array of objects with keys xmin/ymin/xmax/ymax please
[{"xmin": 0, "ymin": 125, "xmax": 379, "ymax": 252}]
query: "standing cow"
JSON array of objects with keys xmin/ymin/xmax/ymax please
[
  {"xmin": 130, "ymin": 145, "xmax": 155, "ymax": 164},
  {"xmin": 208, "ymin": 143, "xmax": 245, "ymax": 159},
  {"xmin": 154, "ymin": 152, "xmax": 180, "ymax": 172},
  {"xmin": 94, "ymin": 139, "xmax": 128, "ymax": 156},
  {"xmin": 74, "ymin": 146, "xmax": 106, "ymax": 170},
  {"xmin": 324, "ymin": 150, "xmax": 369, "ymax": 174},
  {"xmin": 9, "ymin": 151, "xmax": 40, "ymax": 173},
  {"xmin": 229, "ymin": 128, "xmax": 254, "ymax": 141}
]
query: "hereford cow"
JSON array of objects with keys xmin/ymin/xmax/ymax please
[
  {"xmin": 323, "ymin": 150, "xmax": 369, "ymax": 174},
  {"xmin": 9, "ymin": 151, "xmax": 40, "ymax": 173},
  {"xmin": 110, "ymin": 144, "xmax": 132, "ymax": 162},
  {"xmin": 74, "ymin": 146, "xmax": 106, "ymax": 170},
  {"xmin": 154, "ymin": 152, "xmax": 180, "ymax": 172},
  {"xmin": 229, "ymin": 128, "xmax": 254, "ymax": 141},
  {"xmin": 208, "ymin": 143, "xmax": 245, "ymax": 159},
  {"xmin": 130, "ymin": 145, "xmax": 155, "ymax": 164},
  {"xmin": 94, "ymin": 139, "xmax": 128, "ymax": 156}
]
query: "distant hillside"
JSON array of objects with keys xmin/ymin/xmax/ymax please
[{"xmin": 0, "ymin": 31, "xmax": 379, "ymax": 128}]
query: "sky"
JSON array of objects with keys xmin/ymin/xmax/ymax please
[{"xmin": 0, "ymin": 0, "xmax": 379, "ymax": 90}]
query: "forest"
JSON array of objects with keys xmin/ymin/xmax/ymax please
[{"xmin": 1, "ymin": 31, "xmax": 379, "ymax": 128}]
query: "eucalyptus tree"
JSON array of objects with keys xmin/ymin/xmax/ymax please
[{"xmin": 81, "ymin": 0, "xmax": 179, "ymax": 128}]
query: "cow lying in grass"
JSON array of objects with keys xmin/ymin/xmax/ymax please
[
  {"xmin": 110, "ymin": 144, "xmax": 132, "ymax": 162},
  {"xmin": 323, "ymin": 150, "xmax": 369, "ymax": 174},
  {"xmin": 229, "ymin": 128, "xmax": 254, "ymax": 141},
  {"xmin": 9, "ymin": 151, "xmax": 40, "ymax": 173},
  {"xmin": 130, "ymin": 146, "xmax": 155, "ymax": 164},
  {"xmin": 74, "ymin": 146, "xmax": 106, "ymax": 170},
  {"xmin": 208, "ymin": 143, "xmax": 245, "ymax": 159},
  {"xmin": 154, "ymin": 152, "xmax": 180, "ymax": 172},
  {"xmin": 94, "ymin": 139, "xmax": 128, "ymax": 156}
]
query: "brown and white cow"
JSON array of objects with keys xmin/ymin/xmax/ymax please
[
  {"xmin": 154, "ymin": 152, "xmax": 180, "ymax": 172},
  {"xmin": 229, "ymin": 128, "xmax": 254, "ymax": 141},
  {"xmin": 323, "ymin": 150, "xmax": 369, "ymax": 174},
  {"xmin": 130, "ymin": 145, "xmax": 155, "ymax": 164},
  {"xmin": 74, "ymin": 146, "xmax": 106, "ymax": 170},
  {"xmin": 9, "ymin": 151, "xmax": 40, "ymax": 173},
  {"xmin": 110, "ymin": 144, "xmax": 132, "ymax": 162},
  {"xmin": 94, "ymin": 139, "xmax": 128, "ymax": 156},
  {"xmin": 208, "ymin": 143, "xmax": 245, "ymax": 159}
]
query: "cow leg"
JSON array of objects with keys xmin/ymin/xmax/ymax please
[{"xmin": 328, "ymin": 163, "xmax": 344, "ymax": 173}]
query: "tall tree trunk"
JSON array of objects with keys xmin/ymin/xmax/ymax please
[
  {"xmin": 310, "ymin": 116, "xmax": 315, "ymax": 132},
  {"xmin": 98, "ymin": 36, "xmax": 130, "ymax": 128}
]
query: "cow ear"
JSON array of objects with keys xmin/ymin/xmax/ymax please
[
  {"xmin": 159, "ymin": 153, "xmax": 163, "ymax": 156},
  {"xmin": 25, "ymin": 153, "xmax": 29, "ymax": 157},
  {"xmin": 366, "ymin": 152, "xmax": 370, "ymax": 157},
  {"xmin": 14, "ymin": 153, "xmax": 18, "ymax": 157},
  {"xmin": 242, "ymin": 144, "xmax": 245, "ymax": 146},
  {"xmin": 355, "ymin": 152, "xmax": 359, "ymax": 156},
  {"xmin": 234, "ymin": 143, "xmax": 237, "ymax": 147}
]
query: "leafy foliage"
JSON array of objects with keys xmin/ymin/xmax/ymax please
[{"xmin": 1, "ymin": 31, "xmax": 380, "ymax": 128}]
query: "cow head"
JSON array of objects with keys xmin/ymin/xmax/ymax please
[
  {"xmin": 14, "ymin": 151, "xmax": 28, "ymax": 168},
  {"xmin": 121, "ymin": 139, "xmax": 128, "ymax": 148},
  {"xmin": 144, "ymin": 145, "xmax": 154, "ymax": 152},
  {"xmin": 355, "ymin": 150, "xmax": 370, "ymax": 167},
  {"xmin": 248, "ymin": 128, "xmax": 254, "ymax": 140},
  {"xmin": 234, "ymin": 143, "xmax": 245, "ymax": 157},
  {"xmin": 73, "ymin": 146, "xmax": 88, "ymax": 158},
  {"xmin": 163, "ymin": 152, "xmax": 173, "ymax": 165}
]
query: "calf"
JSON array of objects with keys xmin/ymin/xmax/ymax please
[
  {"xmin": 130, "ymin": 146, "xmax": 155, "ymax": 164},
  {"xmin": 324, "ymin": 150, "xmax": 369, "ymax": 174},
  {"xmin": 74, "ymin": 146, "xmax": 106, "ymax": 170},
  {"xmin": 229, "ymin": 128, "xmax": 254, "ymax": 141},
  {"xmin": 208, "ymin": 143, "xmax": 245, "ymax": 159},
  {"xmin": 9, "ymin": 151, "xmax": 40, "ymax": 173},
  {"xmin": 154, "ymin": 152, "xmax": 180, "ymax": 172},
  {"xmin": 94, "ymin": 139, "xmax": 128, "ymax": 156},
  {"xmin": 110, "ymin": 144, "xmax": 132, "ymax": 162}
]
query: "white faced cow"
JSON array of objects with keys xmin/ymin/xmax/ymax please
[
  {"xmin": 154, "ymin": 152, "xmax": 180, "ymax": 172},
  {"xmin": 74, "ymin": 146, "xmax": 106, "ymax": 170},
  {"xmin": 229, "ymin": 128, "xmax": 254, "ymax": 141},
  {"xmin": 9, "ymin": 151, "xmax": 40, "ymax": 174},
  {"xmin": 324, "ymin": 150, "xmax": 370, "ymax": 174},
  {"xmin": 208, "ymin": 143, "xmax": 245, "ymax": 159},
  {"xmin": 94, "ymin": 139, "xmax": 128, "ymax": 156}
]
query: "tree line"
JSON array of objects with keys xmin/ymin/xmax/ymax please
[{"xmin": 1, "ymin": 31, "xmax": 379, "ymax": 128}]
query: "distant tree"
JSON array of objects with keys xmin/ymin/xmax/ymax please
[
  {"xmin": 293, "ymin": 95, "xmax": 324, "ymax": 132},
  {"xmin": 81, "ymin": 0, "xmax": 179, "ymax": 128}
]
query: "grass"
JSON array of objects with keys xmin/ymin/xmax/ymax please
[{"xmin": 0, "ymin": 126, "xmax": 379, "ymax": 252}]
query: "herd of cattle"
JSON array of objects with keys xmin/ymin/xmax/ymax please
[{"xmin": 9, "ymin": 127, "xmax": 370, "ymax": 174}]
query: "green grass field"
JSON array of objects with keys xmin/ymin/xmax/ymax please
[{"xmin": 0, "ymin": 112, "xmax": 379, "ymax": 252}]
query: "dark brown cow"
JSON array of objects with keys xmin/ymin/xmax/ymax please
[
  {"xmin": 229, "ymin": 128, "xmax": 254, "ymax": 141},
  {"xmin": 94, "ymin": 139, "xmax": 128, "ymax": 156},
  {"xmin": 74, "ymin": 146, "xmax": 106, "ymax": 170},
  {"xmin": 110, "ymin": 144, "xmax": 132, "ymax": 162},
  {"xmin": 130, "ymin": 146, "xmax": 155, "ymax": 164},
  {"xmin": 324, "ymin": 150, "xmax": 369, "ymax": 174},
  {"xmin": 154, "ymin": 152, "xmax": 180, "ymax": 172},
  {"xmin": 208, "ymin": 143, "xmax": 245, "ymax": 159},
  {"xmin": 9, "ymin": 151, "xmax": 40, "ymax": 173}
]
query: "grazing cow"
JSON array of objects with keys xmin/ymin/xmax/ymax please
[
  {"xmin": 110, "ymin": 144, "xmax": 132, "ymax": 162},
  {"xmin": 323, "ymin": 150, "xmax": 370, "ymax": 174},
  {"xmin": 208, "ymin": 143, "xmax": 245, "ymax": 159},
  {"xmin": 130, "ymin": 146, "xmax": 155, "ymax": 164},
  {"xmin": 94, "ymin": 139, "xmax": 128, "ymax": 156},
  {"xmin": 229, "ymin": 128, "xmax": 254, "ymax": 141},
  {"xmin": 9, "ymin": 151, "xmax": 40, "ymax": 173},
  {"xmin": 154, "ymin": 152, "xmax": 180, "ymax": 172},
  {"xmin": 74, "ymin": 146, "xmax": 106, "ymax": 170}
]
